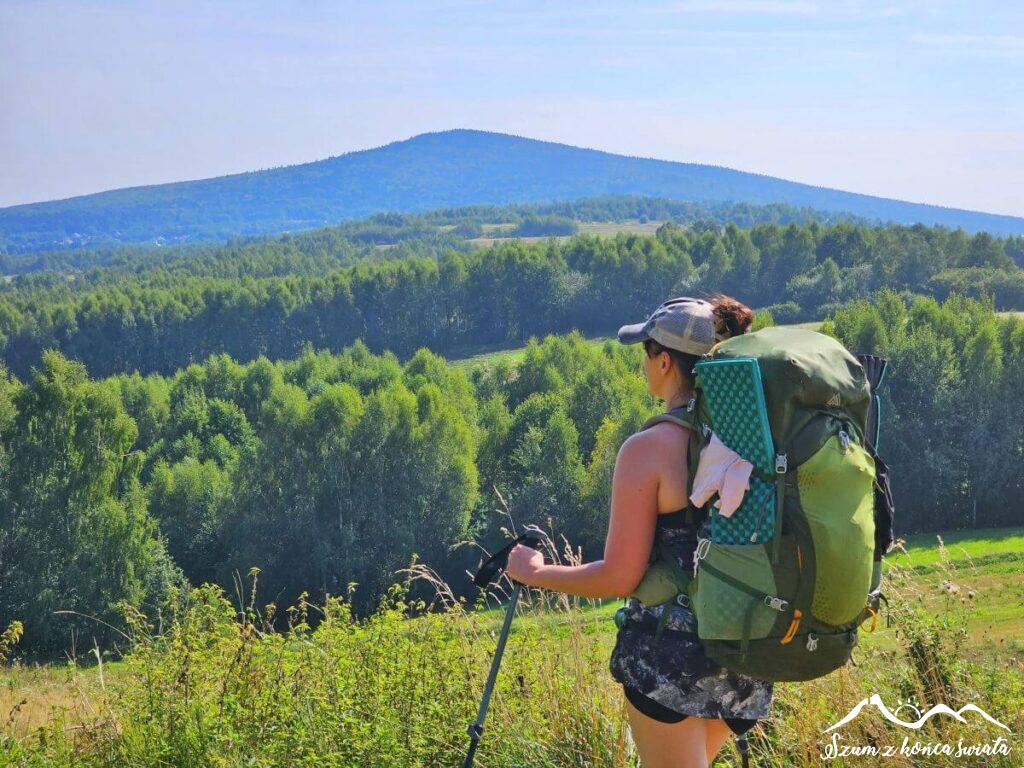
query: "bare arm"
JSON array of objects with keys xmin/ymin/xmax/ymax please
[{"xmin": 506, "ymin": 431, "xmax": 665, "ymax": 599}]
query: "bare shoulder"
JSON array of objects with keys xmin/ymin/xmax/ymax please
[{"xmin": 618, "ymin": 421, "xmax": 691, "ymax": 464}]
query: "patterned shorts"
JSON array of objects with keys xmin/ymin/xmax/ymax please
[{"xmin": 609, "ymin": 597, "xmax": 774, "ymax": 721}]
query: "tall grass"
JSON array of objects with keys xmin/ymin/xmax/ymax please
[{"xmin": 2, "ymin": 535, "xmax": 1021, "ymax": 767}]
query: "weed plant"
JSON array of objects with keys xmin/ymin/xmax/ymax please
[{"xmin": 2, "ymin": 535, "xmax": 1021, "ymax": 767}]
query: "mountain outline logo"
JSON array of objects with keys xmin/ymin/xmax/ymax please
[{"xmin": 824, "ymin": 694, "xmax": 1011, "ymax": 733}]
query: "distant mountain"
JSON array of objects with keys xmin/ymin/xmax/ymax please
[{"xmin": 2, "ymin": 129, "xmax": 1022, "ymax": 254}]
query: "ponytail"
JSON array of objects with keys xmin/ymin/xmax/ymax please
[{"xmin": 709, "ymin": 294, "xmax": 754, "ymax": 339}]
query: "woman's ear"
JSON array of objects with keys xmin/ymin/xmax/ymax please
[{"xmin": 657, "ymin": 350, "xmax": 672, "ymax": 377}]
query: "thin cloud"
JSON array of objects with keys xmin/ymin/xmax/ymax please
[
  {"xmin": 669, "ymin": 1, "xmax": 911, "ymax": 21},
  {"xmin": 671, "ymin": 0, "xmax": 913, "ymax": 19},
  {"xmin": 673, "ymin": 1, "xmax": 820, "ymax": 13},
  {"xmin": 911, "ymin": 32, "xmax": 1024, "ymax": 51},
  {"xmin": 910, "ymin": 32, "xmax": 1024, "ymax": 59}
]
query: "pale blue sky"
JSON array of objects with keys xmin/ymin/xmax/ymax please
[{"xmin": 2, "ymin": 0, "xmax": 1022, "ymax": 215}]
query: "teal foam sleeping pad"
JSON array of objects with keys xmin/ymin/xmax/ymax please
[{"xmin": 694, "ymin": 358, "xmax": 776, "ymax": 545}]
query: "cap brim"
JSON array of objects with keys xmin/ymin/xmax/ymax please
[{"xmin": 617, "ymin": 322, "xmax": 650, "ymax": 345}]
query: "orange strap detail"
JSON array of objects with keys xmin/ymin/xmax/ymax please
[
  {"xmin": 859, "ymin": 606, "xmax": 878, "ymax": 632},
  {"xmin": 780, "ymin": 609, "xmax": 803, "ymax": 644},
  {"xmin": 782, "ymin": 546, "xmax": 805, "ymax": 644}
]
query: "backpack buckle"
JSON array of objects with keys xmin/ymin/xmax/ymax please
[
  {"xmin": 775, "ymin": 454, "xmax": 788, "ymax": 473},
  {"xmin": 838, "ymin": 429, "xmax": 851, "ymax": 452},
  {"xmin": 806, "ymin": 633, "xmax": 819, "ymax": 652},
  {"xmin": 692, "ymin": 537, "xmax": 711, "ymax": 576},
  {"xmin": 686, "ymin": 397, "xmax": 696, "ymax": 413},
  {"xmin": 764, "ymin": 595, "xmax": 789, "ymax": 612}
]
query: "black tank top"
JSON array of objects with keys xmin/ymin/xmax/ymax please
[{"xmin": 652, "ymin": 506, "xmax": 709, "ymax": 581}]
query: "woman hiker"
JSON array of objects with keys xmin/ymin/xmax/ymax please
[{"xmin": 506, "ymin": 294, "xmax": 773, "ymax": 768}]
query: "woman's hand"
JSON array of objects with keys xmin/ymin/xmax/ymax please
[{"xmin": 506, "ymin": 543, "xmax": 546, "ymax": 586}]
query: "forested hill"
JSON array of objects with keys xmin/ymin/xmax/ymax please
[{"xmin": 4, "ymin": 130, "xmax": 1024, "ymax": 254}]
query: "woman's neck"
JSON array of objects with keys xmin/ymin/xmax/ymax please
[{"xmin": 664, "ymin": 390, "xmax": 690, "ymax": 412}]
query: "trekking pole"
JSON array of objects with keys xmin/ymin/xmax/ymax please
[{"xmin": 462, "ymin": 531, "xmax": 542, "ymax": 768}]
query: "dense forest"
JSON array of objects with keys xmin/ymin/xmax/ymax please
[
  {"xmin": 3, "ymin": 196, "xmax": 1023, "ymax": 658},
  {"xmin": 4, "ymin": 130, "xmax": 1023, "ymax": 253},
  {"xmin": 1, "ymin": 216, "xmax": 1021, "ymax": 379},
  {"xmin": 2, "ymin": 293, "xmax": 1021, "ymax": 656},
  {"xmin": 0, "ymin": 196, "xmax": 863, "ymax": 276}
]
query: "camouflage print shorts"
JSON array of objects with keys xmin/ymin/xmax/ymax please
[{"xmin": 609, "ymin": 597, "xmax": 774, "ymax": 721}]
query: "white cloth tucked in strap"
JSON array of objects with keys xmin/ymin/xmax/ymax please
[{"xmin": 689, "ymin": 432, "xmax": 753, "ymax": 518}]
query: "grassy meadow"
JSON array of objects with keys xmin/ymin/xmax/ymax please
[
  {"xmin": 2, "ymin": 527, "xmax": 1022, "ymax": 767},
  {"xmin": 465, "ymin": 219, "xmax": 665, "ymax": 247}
]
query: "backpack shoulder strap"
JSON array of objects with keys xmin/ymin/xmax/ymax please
[
  {"xmin": 640, "ymin": 402, "xmax": 700, "ymax": 433},
  {"xmin": 639, "ymin": 400, "xmax": 706, "ymax": 508}
]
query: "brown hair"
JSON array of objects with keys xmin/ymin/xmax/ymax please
[
  {"xmin": 708, "ymin": 293, "xmax": 755, "ymax": 340},
  {"xmin": 643, "ymin": 294, "xmax": 754, "ymax": 390}
]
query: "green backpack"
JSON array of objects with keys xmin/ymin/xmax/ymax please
[{"xmin": 631, "ymin": 326, "xmax": 893, "ymax": 683}]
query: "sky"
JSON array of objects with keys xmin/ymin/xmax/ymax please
[{"xmin": 1, "ymin": 0, "xmax": 1022, "ymax": 216}]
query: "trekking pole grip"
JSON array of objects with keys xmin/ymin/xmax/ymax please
[
  {"xmin": 509, "ymin": 532, "xmax": 543, "ymax": 585},
  {"xmin": 472, "ymin": 530, "xmax": 544, "ymax": 588}
]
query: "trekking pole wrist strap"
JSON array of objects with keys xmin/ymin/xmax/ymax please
[{"xmin": 473, "ymin": 532, "xmax": 543, "ymax": 588}]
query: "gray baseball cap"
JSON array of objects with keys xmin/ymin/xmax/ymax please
[{"xmin": 617, "ymin": 297, "xmax": 718, "ymax": 355}]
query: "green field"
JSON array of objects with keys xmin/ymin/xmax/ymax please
[
  {"xmin": 4, "ymin": 525, "xmax": 1022, "ymax": 756},
  {"xmin": 466, "ymin": 219, "xmax": 664, "ymax": 247},
  {"xmin": 449, "ymin": 334, "xmax": 614, "ymax": 371},
  {"xmin": 1, "ymin": 662, "xmax": 113, "ymax": 740},
  {"xmin": 517, "ymin": 526, "xmax": 1024, "ymax": 655},
  {"xmin": 893, "ymin": 527, "xmax": 1024, "ymax": 568}
]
